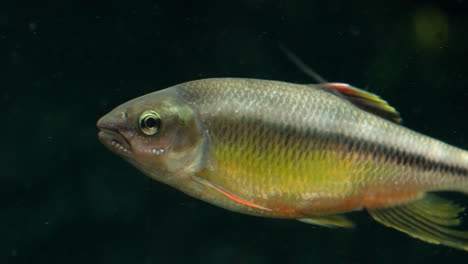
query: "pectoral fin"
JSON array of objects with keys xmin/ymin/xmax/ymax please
[
  {"xmin": 192, "ymin": 175, "xmax": 271, "ymax": 211},
  {"xmin": 298, "ymin": 214, "xmax": 354, "ymax": 228},
  {"xmin": 368, "ymin": 194, "xmax": 468, "ymax": 251}
]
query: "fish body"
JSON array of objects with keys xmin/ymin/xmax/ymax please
[{"xmin": 97, "ymin": 78, "xmax": 468, "ymax": 250}]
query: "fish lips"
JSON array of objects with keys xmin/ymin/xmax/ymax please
[{"xmin": 98, "ymin": 129, "xmax": 132, "ymax": 155}]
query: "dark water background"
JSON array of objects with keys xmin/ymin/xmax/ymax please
[{"xmin": 2, "ymin": 0, "xmax": 468, "ymax": 263}]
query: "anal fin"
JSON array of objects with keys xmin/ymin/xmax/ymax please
[
  {"xmin": 298, "ymin": 214, "xmax": 354, "ymax": 228},
  {"xmin": 368, "ymin": 194, "xmax": 468, "ymax": 251}
]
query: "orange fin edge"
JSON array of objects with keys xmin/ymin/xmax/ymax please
[
  {"xmin": 320, "ymin": 82, "xmax": 402, "ymax": 123},
  {"xmin": 192, "ymin": 175, "xmax": 272, "ymax": 211}
]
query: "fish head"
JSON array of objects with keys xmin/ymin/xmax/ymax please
[{"xmin": 97, "ymin": 87, "xmax": 204, "ymax": 185}]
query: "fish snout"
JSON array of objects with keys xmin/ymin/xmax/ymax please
[{"xmin": 97, "ymin": 110, "xmax": 133, "ymax": 154}]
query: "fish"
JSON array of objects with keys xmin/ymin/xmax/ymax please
[{"xmin": 97, "ymin": 77, "xmax": 468, "ymax": 250}]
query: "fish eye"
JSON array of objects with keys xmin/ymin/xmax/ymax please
[{"xmin": 139, "ymin": 110, "xmax": 161, "ymax": 136}]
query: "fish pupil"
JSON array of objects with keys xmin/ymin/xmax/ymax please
[{"xmin": 145, "ymin": 116, "xmax": 159, "ymax": 129}]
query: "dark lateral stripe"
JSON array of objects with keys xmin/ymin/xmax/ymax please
[
  {"xmin": 207, "ymin": 115, "xmax": 468, "ymax": 178},
  {"xmin": 336, "ymin": 133, "xmax": 468, "ymax": 177}
]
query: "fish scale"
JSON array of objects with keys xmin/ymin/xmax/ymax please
[{"xmin": 98, "ymin": 77, "xmax": 468, "ymax": 250}]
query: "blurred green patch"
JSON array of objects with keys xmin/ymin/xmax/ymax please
[{"xmin": 413, "ymin": 5, "xmax": 449, "ymax": 52}]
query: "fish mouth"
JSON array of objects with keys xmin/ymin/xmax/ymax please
[{"xmin": 98, "ymin": 129, "xmax": 132, "ymax": 154}]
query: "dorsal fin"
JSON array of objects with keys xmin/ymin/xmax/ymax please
[
  {"xmin": 320, "ymin": 83, "xmax": 402, "ymax": 123},
  {"xmin": 278, "ymin": 46, "xmax": 401, "ymax": 123}
]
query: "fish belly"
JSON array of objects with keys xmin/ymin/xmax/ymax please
[{"xmin": 203, "ymin": 129, "xmax": 426, "ymax": 218}]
